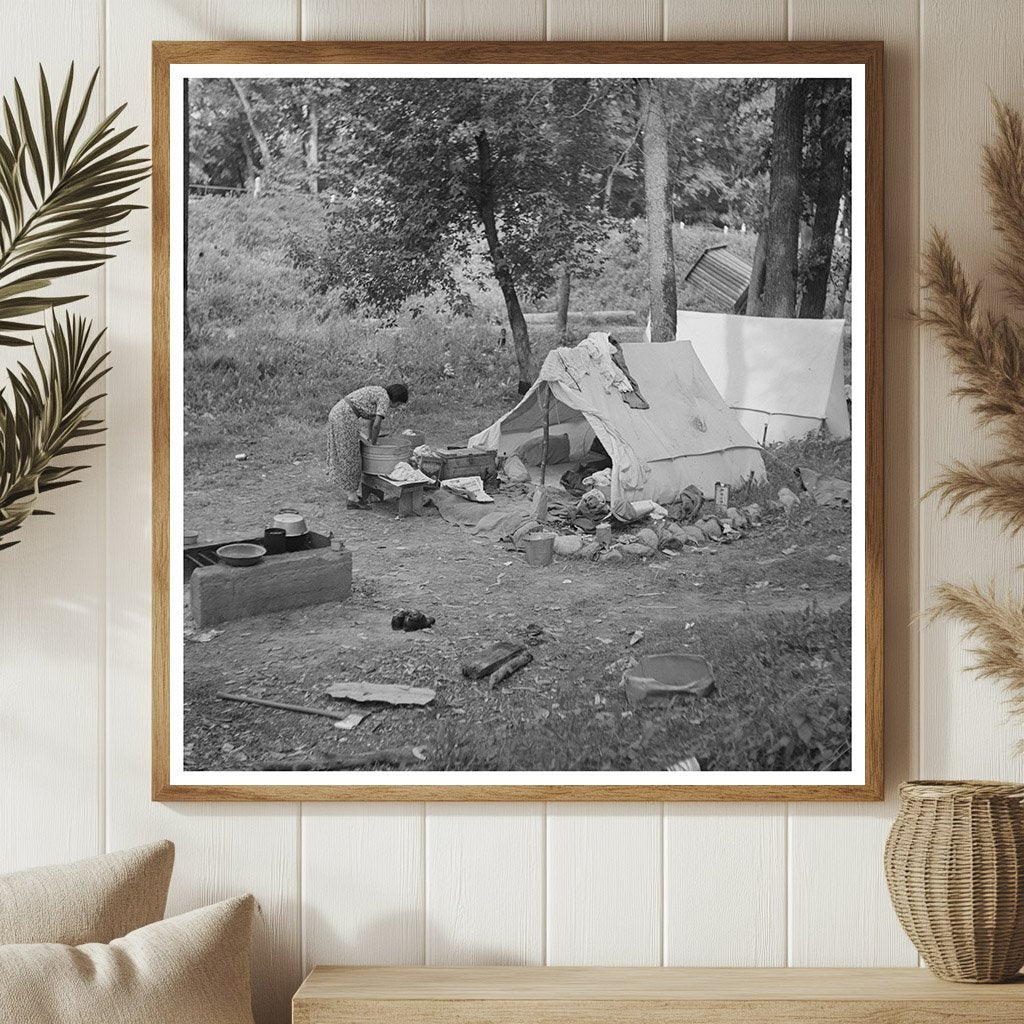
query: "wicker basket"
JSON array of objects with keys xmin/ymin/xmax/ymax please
[{"xmin": 884, "ymin": 780, "xmax": 1024, "ymax": 983}]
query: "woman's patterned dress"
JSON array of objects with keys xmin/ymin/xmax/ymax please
[{"xmin": 325, "ymin": 385, "xmax": 391, "ymax": 493}]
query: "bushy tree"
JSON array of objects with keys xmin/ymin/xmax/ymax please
[{"xmin": 295, "ymin": 78, "xmax": 616, "ymax": 387}]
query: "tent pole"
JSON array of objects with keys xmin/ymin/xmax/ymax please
[{"xmin": 540, "ymin": 387, "xmax": 551, "ymax": 486}]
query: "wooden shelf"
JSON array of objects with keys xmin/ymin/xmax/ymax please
[{"xmin": 293, "ymin": 966, "xmax": 1024, "ymax": 1023}]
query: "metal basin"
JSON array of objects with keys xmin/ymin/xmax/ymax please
[
  {"xmin": 624, "ymin": 653, "xmax": 714, "ymax": 703},
  {"xmin": 215, "ymin": 542, "xmax": 266, "ymax": 567}
]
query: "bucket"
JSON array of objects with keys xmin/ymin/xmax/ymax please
[
  {"xmin": 623, "ymin": 654, "xmax": 714, "ymax": 703},
  {"xmin": 263, "ymin": 527, "xmax": 286, "ymax": 554},
  {"xmin": 522, "ymin": 531, "xmax": 555, "ymax": 567},
  {"xmin": 361, "ymin": 439, "xmax": 413, "ymax": 476},
  {"xmin": 595, "ymin": 522, "xmax": 612, "ymax": 547},
  {"xmin": 400, "ymin": 429, "xmax": 426, "ymax": 450}
]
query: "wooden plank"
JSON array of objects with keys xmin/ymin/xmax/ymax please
[
  {"xmin": 293, "ymin": 967, "xmax": 1024, "ymax": 1022},
  {"xmin": 546, "ymin": 804, "xmax": 661, "ymax": 965},
  {"xmin": 424, "ymin": 804, "xmax": 544, "ymax": 964},
  {"xmin": 302, "ymin": 805, "xmax": 426, "ymax": 967},
  {"xmin": 664, "ymin": 0, "xmax": 787, "ymax": 40},
  {"xmin": 787, "ymin": 0, "xmax": 922, "ymax": 968},
  {"xmin": 546, "ymin": 0, "xmax": 662, "ymax": 40},
  {"xmin": 663, "ymin": 805, "xmax": 786, "ymax": 966},
  {"xmin": 103, "ymin": 5, "xmax": 302, "ymax": 1023},
  {"xmin": 302, "ymin": 0, "xmax": 425, "ymax": 40},
  {"xmin": 918, "ymin": 0, "xmax": 1024, "ymax": 777},
  {"xmin": 294, "ymin": 965, "xmax": 1024, "ymax": 1001},
  {"xmin": 425, "ymin": 0, "xmax": 544, "ymax": 40},
  {"xmin": 295, "ymin": 999, "xmax": 1024, "ymax": 1024},
  {"xmin": 0, "ymin": 0, "xmax": 107, "ymax": 874}
]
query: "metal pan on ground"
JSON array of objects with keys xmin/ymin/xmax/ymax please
[{"xmin": 624, "ymin": 654, "xmax": 714, "ymax": 703}]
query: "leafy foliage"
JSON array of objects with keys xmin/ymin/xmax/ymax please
[
  {"xmin": 291, "ymin": 80, "xmax": 616, "ymax": 306},
  {"xmin": 0, "ymin": 314, "xmax": 109, "ymax": 550},
  {"xmin": 0, "ymin": 65, "xmax": 148, "ymax": 347},
  {"xmin": 188, "ymin": 77, "xmax": 808, "ymax": 357},
  {"xmin": 664, "ymin": 77, "xmax": 774, "ymax": 227},
  {"xmin": 0, "ymin": 65, "xmax": 148, "ymax": 550}
]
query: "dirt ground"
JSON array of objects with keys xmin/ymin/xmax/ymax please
[{"xmin": 183, "ymin": 447, "xmax": 853, "ymax": 773}]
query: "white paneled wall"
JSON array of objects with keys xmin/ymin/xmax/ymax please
[{"xmin": 2, "ymin": 3, "xmax": 1023, "ymax": 1022}]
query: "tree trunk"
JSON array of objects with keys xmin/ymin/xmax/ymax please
[
  {"xmin": 554, "ymin": 265, "xmax": 571, "ymax": 341},
  {"xmin": 799, "ymin": 219, "xmax": 813, "ymax": 255},
  {"xmin": 761, "ymin": 80, "xmax": 806, "ymax": 317},
  {"xmin": 836, "ymin": 228, "xmax": 853, "ymax": 317},
  {"xmin": 475, "ymin": 130, "xmax": 534, "ymax": 390},
  {"xmin": 229, "ymin": 78, "xmax": 273, "ymax": 173},
  {"xmin": 799, "ymin": 131, "xmax": 845, "ymax": 318},
  {"xmin": 746, "ymin": 225, "xmax": 767, "ymax": 315},
  {"xmin": 305, "ymin": 99, "xmax": 320, "ymax": 195},
  {"xmin": 640, "ymin": 78, "xmax": 678, "ymax": 343},
  {"xmin": 183, "ymin": 77, "xmax": 191, "ymax": 342}
]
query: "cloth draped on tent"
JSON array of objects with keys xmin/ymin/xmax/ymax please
[{"xmin": 468, "ymin": 334, "xmax": 765, "ymax": 516}]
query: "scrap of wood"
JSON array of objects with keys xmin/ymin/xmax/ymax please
[
  {"xmin": 259, "ymin": 746, "xmax": 427, "ymax": 770},
  {"xmin": 488, "ymin": 650, "xmax": 533, "ymax": 688},
  {"xmin": 327, "ymin": 682, "xmax": 435, "ymax": 706},
  {"xmin": 216, "ymin": 691, "xmax": 349, "ymax": 720},
  {"xmin": 461, "ymin": 641, "xmax": 526, "ymax": 680},
  {"xmin": 333, "ymin": 711, "xmax": 370, "ymax": 731}
]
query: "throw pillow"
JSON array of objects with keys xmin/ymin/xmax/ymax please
[
  {"xmin": 0, "ymin": 840, "xmax": 174, "ymax": 945},
  {"xmin": 0, "ymin": 894, "xmax": 256, "ymax": 1024}
]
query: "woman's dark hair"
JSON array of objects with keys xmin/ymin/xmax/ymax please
[{"xmin": 386, "ymin": 382, "xmax": 409, "ymax": 404}]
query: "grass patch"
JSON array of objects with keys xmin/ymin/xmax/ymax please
[
  {"xmin": 428, "ymin": 602, "xmax": 852, "ymax": 773},
  {"xmin": 745, "ymin": 431, "xmax": 853, "ymax": 506},
  {"xmin": 186, "ymin": 197, "xmax": 853, "ymax": 468}
]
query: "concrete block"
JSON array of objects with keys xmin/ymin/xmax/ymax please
[{"xmin": 191, "ymin": 548, "xmax": 352, "ymax": 627}]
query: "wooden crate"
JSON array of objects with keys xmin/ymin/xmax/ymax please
[
  {"xmin": 417, "ymin": 447, "xmax": 497, "ymax": 483},
  {"xmin": 293, "ymin": 966, "xmax": 1024, "ymax": 1023}
]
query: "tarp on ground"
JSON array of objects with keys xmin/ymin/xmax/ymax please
[
  {"xmin": 468, "ymin": 335, "xmax": 765, "ymax": 516},
  {"xmin": 674, "ymin": 310, "xmax": 850, "ymax": 444}
]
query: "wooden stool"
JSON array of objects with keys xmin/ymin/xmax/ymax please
[{"xmin": 361, "ymin": 473, "xmax": 425, "ymax": 517}]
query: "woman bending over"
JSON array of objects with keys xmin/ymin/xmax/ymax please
[{"xmin": 326, "ymin": 382, "xmax": 409, "ymax": 509}]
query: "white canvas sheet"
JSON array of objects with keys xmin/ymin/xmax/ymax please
[{"xmin": 676, "ymin": 310, "xmax": 850, "ymax": 443}]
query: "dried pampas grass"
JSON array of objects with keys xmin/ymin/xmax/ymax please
[
  {"xmin": 931, "ymin": 584, "xmax": 1024, "ymax": 717},
  {"xmin": 921, "ymin": 98, "xmax": 1024, "ymax": 721}
]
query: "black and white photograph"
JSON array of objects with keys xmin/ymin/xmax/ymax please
[{"xmin": 160, "ymin": 50, "xmax": 878, "ymax": 797}]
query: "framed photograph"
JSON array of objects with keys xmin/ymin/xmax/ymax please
[{"xmin": 153, "ymin": 41, "xmax": 883, "ymax": 801}]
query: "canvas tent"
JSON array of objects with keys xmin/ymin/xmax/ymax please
[
  {"xmin": 675, "ymin": 310, "xmax": 850, "ymax": 444},
  {"xmin": 468, "ymin": 336, "xmax": 765, "ymax": 515}
]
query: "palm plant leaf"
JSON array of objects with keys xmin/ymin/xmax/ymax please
[
  {"xmin": 0, "ymin": 64, "xmax": 149, "ymax": 347},
  {"xmin": 0, "ymin": 313, "xmax": 110, "ymax": 549}
]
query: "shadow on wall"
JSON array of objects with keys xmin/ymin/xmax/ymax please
[{"xmin": 301, "ymin": 905, "xmax": 536, "ymax": 972}]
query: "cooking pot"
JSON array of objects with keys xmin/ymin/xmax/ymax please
[{"xmin": 273, "ymin": 509, "xmax": 308, "ymax": 537}]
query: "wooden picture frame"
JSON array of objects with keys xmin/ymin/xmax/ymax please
[{"xmin": 153, "ymin": 40, "xmax": 883, "ymax": 801}]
